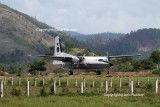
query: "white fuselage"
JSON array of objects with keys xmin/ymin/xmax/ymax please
[{"xmin": 53, "ymin": 56, "xmax": 111, "ymax": 70}]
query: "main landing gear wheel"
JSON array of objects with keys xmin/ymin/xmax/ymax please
[
  {"xmin": 96, "ymin": 71, "xmax": 101, "ymax": 75},
  {"xmin": 106, "ymin": 68, "xmax": 110, "ymax": 74},
  {"xmin": 68, "ymin": 71, "xmax": 73, "ymax": 75},
  {"xmin": 107, "ymin": 70, "xmax": 110, "ymax": 74}
]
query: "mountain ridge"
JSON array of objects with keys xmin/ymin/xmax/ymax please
[{"xmin": 0, "ymin": 3, "xmax": 87, "ymax": 64}]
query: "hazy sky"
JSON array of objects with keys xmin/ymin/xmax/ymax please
[{"xmin": 1, "ymin": 0, "xmax": 160, "ymax": 34}]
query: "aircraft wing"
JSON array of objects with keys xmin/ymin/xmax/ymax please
[
  {"xmin": 34, "ymin": 55, "xmax": 73, "ymax": 62},
  {"xmin": 108, "ymin": 54, "xmax": 141, "ymax": 60}
]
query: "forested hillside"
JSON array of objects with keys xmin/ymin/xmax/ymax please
[
  {"xmin": 64, "ymin": 31, "xmax": 125, "ymax": 42},
  {"xmin": 0, "ymin": 3, "xmax": 89, "ymax": 64},
  {"xmin": 83, "ymin": 28, "xmax": 160, "ymax": 58}
]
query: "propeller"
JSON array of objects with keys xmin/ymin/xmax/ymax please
[{"xmin": 76, "ymin": 56, "xmax": 88, "ymax": 67}]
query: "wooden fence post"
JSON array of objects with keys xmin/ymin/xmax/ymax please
[
  {"xmin": 129, "ymin": 79, "xmax": 131, "ymax": 87},
  {"xmin": 155, "ymin": 79, "xmax": 158, "ymax": 93},
  {"xmin": 110, "ymin": 78, "xmax": 112, "ymax": 88},
  {"xmin": 81, "ymin": 82, "xmax": 83, "ymax": 93},
  {"xmin": 54, "ymin": 80, "xmax": 56, "ymax": 94},
  {"xmin": 137, "ymin": 79, "xmax": 140, "ymax": 86},
  {"xmin": 92, "ymin": 80, "xmax": 94, "ymax": 88},
  {"xmin": 42, "ymin": 78, "xmax": 44, "ymax": 86},
  {"xmin": 120, "ymin": 78, "xmax": 122, "ymax": 88},
  {"xmin": 67, "ymin": 78, "xmax": 69, "ymax": 86},
  {"xmin": 131, "ymin": 80, "xmax": 133, "ymax": 95},
  {"xmin": 27, "ymin": 81, "xmax": 29, "ymax": 97},
  {"xmin": 34, "ymin": 78, "xmax": 36, "ymax": 87},
  {"xmin": 11, "ymin": 78, "xmax": 13, "ymax": 86},
  {"xmin": 1, "ymin": 80, "xmax": 3, "ymax": 98},
  {"xmin": 101, "ymin": 79, "xmax": 103, "ymax": 88},
  {"xmin": 75, "ymin": 78, "xmax": 77, "ymax": 87},
  {"xmin": 147, "ymin": 79, "xmax": 149, "ymax": 84},
  {"xmin": 105, "ymin": 80, "xmax": 108, "ymax": 93}
]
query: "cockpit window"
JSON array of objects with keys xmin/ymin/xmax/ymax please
[
  {"xmin": 98, "ymin": 59, "xmax": 107, "ymax": 62},
  {"xmin": 98, "ymin": 59, "xmax": 103, "ymax": 61}
]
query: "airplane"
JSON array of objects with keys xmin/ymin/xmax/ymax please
[{"xmin": 36, "ymin": 36, "xmax": 141, "ymax": 75}]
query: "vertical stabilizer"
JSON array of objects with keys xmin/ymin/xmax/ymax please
[{"xmin": 54, "ymin": 36, "xmax": 63, "ymax": 56}]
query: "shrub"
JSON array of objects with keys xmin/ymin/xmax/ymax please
[
  {"xmin": 40, "ymin": 87, "xmax": 47, "ymax": 97},
  {"xmin": 39, "ymin": 80, "xmax": 43, "ymax": 86},
  {"xmin": 146, "ymin": 83, "xmax": 153, "ymax": 90},
  {"xmin": 10, "ymin": 88, "xmax": 21, "ymax": 96},
  {"xmin": 113, "ymin": 87, "xmax": 120, "ymax": 93},
  {"xmin": 1, "ymin": 73, "xmax": 4, "ymax": 76},
  {"xmin": 62, "ymin": 87, "xmax": 69, "ymax": 93},
  {"xmin": 7, "ymin": 80, "xmax": 11, "ymax": 85},
  {"xmin": 152, "ymin": 71, "xmax": 160, "ymax": 75},
  {"xmin": 17, "ymin": 73, "xmax": 21, "ymax": 76},
  {"xmin": 123, "ymin": 82, "xmax": 129, "ymax": 86},
  {"xmin": 50, "ymin": 86, "xmax": 54, "ymax": 95}
]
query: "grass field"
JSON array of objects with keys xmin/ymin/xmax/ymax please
[{"xmin": 0, "ymin": 77, "xmax": 160, "ymax": 107}]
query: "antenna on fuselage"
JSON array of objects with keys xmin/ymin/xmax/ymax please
[{"xmin": 106, "ymin": 51, "xmax": 109, "ymax": 57}]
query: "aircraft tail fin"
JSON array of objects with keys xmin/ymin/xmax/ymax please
[{"xmin": 54, "ymin": 36, "xmax": 63, "ymax": 56}]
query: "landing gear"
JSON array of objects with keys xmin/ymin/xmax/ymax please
[
  {"xmin": 107, "ymin": 70, "xmax": 110, "ymax": 74},
  {"xmin": 106, "ymin": 68, "xmax": 110, "ymax": 74},
  {"xmin": 96, "ymin": 71, "xmax": 101, "ymax": 75},
  {"xmin": 68, "ymin": 71, "xmax": 73, "ymax": 75}
]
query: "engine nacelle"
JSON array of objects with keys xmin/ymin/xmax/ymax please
[{"xmin": 72, "ymin": 57, "xmax": 80, "ymax": 63}]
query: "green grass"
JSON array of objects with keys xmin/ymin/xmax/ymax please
[{"xmin": 0, "ymin": 77, "xmax": 160, "ymax": 107}]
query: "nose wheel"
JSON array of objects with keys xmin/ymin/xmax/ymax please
[
  {"xmin": 107, "ymin": 70, "xmax": 110, "ymax": 74},
  {"xmin": 96, "ymin": 71, "xmax": 101, "ymax": 75},
  {"xmin": 106, "ymin": 68, "xmax": 110, "ymax": 74},
  {"xmin": 68, "ymin": 71, "xmax": 73, "ymax": 75}
]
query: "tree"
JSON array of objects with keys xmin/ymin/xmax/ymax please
[
  {"xmin": 150, "ymin": 51, "xmax": 160, "ymax": 72},
  {"xmin": 140, "ymin": 59, "xmax": 155, "ymax": 70},
  {"xmin": 29, "ymin": 60, "xmax": 46, "ymax": 76},
  {"xmin": 132, "ymin": 60, "xmax": 141, "ymax": 71}
]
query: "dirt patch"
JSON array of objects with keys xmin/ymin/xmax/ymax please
[{"xmin": 0, "ymin": 71, "xmax": 159, "ymax": 78}]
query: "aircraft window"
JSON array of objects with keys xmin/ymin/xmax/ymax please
[
  {"xmin": 98, "ymin": 59, "xmax": 103, "ymax": 61},
  {"xmin": 98, "ymin": 59, "xmax": 107, "ymax": 61},
  {"xmin": 57, "ymin": 47, "xmax": 59, "ymax": 52}
]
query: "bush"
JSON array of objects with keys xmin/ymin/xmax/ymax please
[
  {"xmin": 118, "ymin": 62, "xmax": 134, "ymax": 72},
  {"xmin": 7, "ymin": 80, "xmax": 11, "ymax": 85},
  {"xmin": 39, "ymin": 80, "xmax": 43, "ymax": 86},
  {"xmin": 141, "ymin": 59, "xmax": 155, "ymax": 70},
  {"xmin": 152, "ymin": 71, "xmax": 160, "ymax": 75},
  {"xmin": 113, "ymin": 87, "xmax": 120, "ymax": 93},
  {"xmin": 10, "ymin": 88, "xmax": 21, "ymax": 96},
  {"xmin": 40, "ymin": 87, "xmax": 47, "ymax": 97},
  {"xmin": 49, "ymin": 86, "xmax": 55, "ymax": 95},
  {"xmin": 17, "ymin": 73, "xmax": 21, "ymax": 76},
  {"xmin": 146, "ymin": 83, "xmax": 153, "ymax": 90},
  {"xmin": 123, "ymin": 82, "xmax": 129, "ymax": 86},
  {"xmin": 62, "ymin": 87, "xmax": 69, "ymax": 93},
  {"xmin": 1, "ymin": 73, "xmax": 4, "ymax": 76}
]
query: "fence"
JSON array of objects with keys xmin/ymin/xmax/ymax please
[{"xmin": 0, "ymin": 77, "xmax": 159, "ymax": 98}]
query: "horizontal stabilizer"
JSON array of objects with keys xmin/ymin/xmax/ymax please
[{"xmin": 108, "ymin": 54, "xmax": 141, "ymax": 60}]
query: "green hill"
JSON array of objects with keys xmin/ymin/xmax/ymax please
[
  {"xmin": 0, "ymin": 3, "xmax": 86, "ymax": 64},
  {"xmin": 84, "ymin": 28, "xmax": 160, "ymax": 58}
]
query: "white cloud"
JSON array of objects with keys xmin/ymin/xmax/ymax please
[{"xmin": 0, "ymin": 0, "xmax": 160, "ymax": 34}]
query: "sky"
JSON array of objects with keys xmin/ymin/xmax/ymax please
[{"xmin": 0, "ymin": 0, "xmax": 160, "ymax": 34}]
